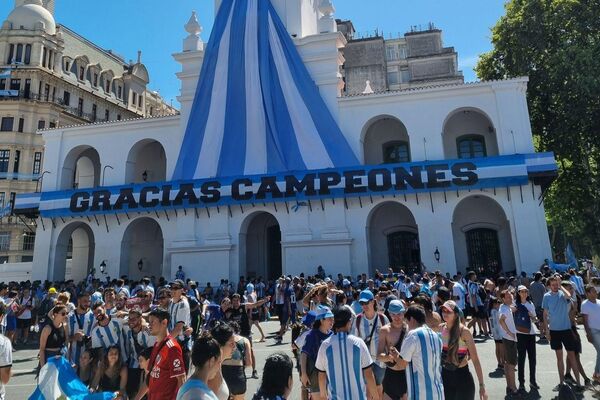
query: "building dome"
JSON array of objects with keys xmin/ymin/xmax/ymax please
[{"xmin": 6, "ymin": 0, "xmax": 56, "ymax": 35}]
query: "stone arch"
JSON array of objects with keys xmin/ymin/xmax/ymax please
[
  {"xmin": 442, "ymin": 107, "xmax": 498, "ymax": 159},
  {"xmin": 366, "ymin": 201, "xmax": 421, "ymax": 274},
  {"xmin": 54, "ymin": 221, "xmax": 95, "ymax": 282},
  {"xmin": 124, "ymin": 139, "xmax": 167, "ymax": 183},
  {"xmin": 239, "ymin": 211, "xmax": 282, "ymax": 280},
  {"xmin": 362, "ymin": 115, "xmax": 411, "ymax": 165},
  {"xmin": 452, "ymin": 195, "xmax": 516, "ymax": 276},
  {"xmin": 120, "ymin": 217, "xmax": 164, "ymax": 280},
  {"xmin": 60, "ymin": 145, "xmax": 101, "ymax": 190}
]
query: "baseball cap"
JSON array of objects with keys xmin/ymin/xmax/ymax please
[
  {"xmin": 358, "ymin": 289, "xmax": 374, "ymax": 304},
  {"xmin": 48, "ymin": 287, "xmax": 57, "ymax": 294},
  {"xmin": 324, "ymin": 277, "xmax": 332, "ymax": 283},
  {"xmin": 169, "ymin": 279, "xmax": 185, "ymax": 289},
  {"xmin": 246, "ymin": 283, "xmax": 255, "ymax": 293},
  {"xmin": 342, "ymin": 279, "xmax": 351, "ymax": 287},
  {"xmin": 388, "ymin": 300, "xmax": 405, "ymax": 315},
  {"xmin": 302, "ymin": 311, "xmax": 317, "ymax": 327},
  {"xmin": 315, "ymin": 305, "xmax": 334, "ymax": 320},
  {"xmin": 517, "ymin": 285, "xmax": 528, "ymax": 292},
  {"xmin": 440, "ymin": 300, "xmax": 465, "ymax": 319},
  {"xmin": 333, "ymin": 307, "xmax": 353, "ymax": 329}
]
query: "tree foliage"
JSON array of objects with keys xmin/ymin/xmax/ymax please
[{"xmin": 476, "ymin": 0, "xmax": 600, "ymax": 256}]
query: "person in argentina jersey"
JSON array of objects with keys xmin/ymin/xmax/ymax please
[
  {"xmin": 91, "ymin": 302, "xmax": 126, "ymax": 362},
  {"xmin": 395, "ymin": 305, "xmax": 444, "ymax": 400},
  {"xmin": 352, "ymin": 289, "xmax": 389, "ymax": 397},
  {"xmin": 315, "ymin": 307, "xmax": 378, "ymax": 400},
  {"xmin": 168, "ymin": 280, "xmax": 192, "ymax": 373},
  {"xmin": 123, "ymin": 306, "xmax": 156, "ymax": 399},
  {"xmin": 67, "ymin": 292, "xmax": 94, "ymax": 365}
]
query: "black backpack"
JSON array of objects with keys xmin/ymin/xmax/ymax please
[
  {"xmin": 557, "ymin": 383, "xmax": 576, "ymax": 400},
  {"xmin": 477, "ymin": 285, "xmax": 487, "ymax": 303}
]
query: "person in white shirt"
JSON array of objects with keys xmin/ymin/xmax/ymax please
[
  {"xmin": 582, "ymin": 284, "xmax": 600, "ymax": 383},
  {"xmin": 451, "ymin": 280, "xmax": 466, "ymax": 312},
  {"xmin": 0, "ymin": 303, "xmax": 12, "ymax": 400},
  {"xmin": 16, "ymin": 287, "xmax": 34, "ymax": 344},
  {"xmin": 515, "ymin": 285, "xmax": 539, "ymax": 392},
  {"xmin": 498, "ymin": 289, "xmax": 518, "ymax": 397}
]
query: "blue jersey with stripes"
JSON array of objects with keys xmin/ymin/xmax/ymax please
[
  {"xmin": 315, "ymin": 332, "xmax": 373, "ymax": 400},
  {"xmin": 91, "ymin": 317, "xmax": 125, "ymax": 356},
  {"xmin": 122, "ymin": 325, "xmax": 157, "ymax": 368},
  {"xmin": 67, "ymin": 310, "xmax": 94, "ymax": 364},
  {"xmin": 399, "ymin": 326, "xmax": 444, "ymax": 400},
  {"xmin": 352, "ymin": 312, "xmax": 389, "ymax": 367}
]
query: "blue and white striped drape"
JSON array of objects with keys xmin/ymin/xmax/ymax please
[{"xmin": 173, "ymin": 0, "xmax": 359, "ymax": 180}]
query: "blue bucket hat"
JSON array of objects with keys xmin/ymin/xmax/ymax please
[{"xmin": 388, "ymin": 300, "xmax": 406, "ymax": 315}]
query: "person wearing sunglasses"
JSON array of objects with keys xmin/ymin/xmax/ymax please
[{"xmin": 38, "ymin": 304, "xmax": 69, "ymax": 368}]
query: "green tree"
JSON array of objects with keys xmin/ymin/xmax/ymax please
[{"xmin": 476, "ymin": 0, "xmax": 600, "ymax": 257}]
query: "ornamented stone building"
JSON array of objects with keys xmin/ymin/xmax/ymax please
[{"xmin": 0, "ymin": 0, "xmax": 177, "ymax": 264}]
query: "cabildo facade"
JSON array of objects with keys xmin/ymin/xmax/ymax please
[{"xmin": 14, "ymin": 0, "xmax": 557, "ymax": 284}]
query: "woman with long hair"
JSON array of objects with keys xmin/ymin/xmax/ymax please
[
  {"xmin": 38, "ymin": 304, "xmax": 69, "ymax": 368},
  {"xmin": 515, "ymin": 285, "xmax": 539, "ymax": 392},
  {"xmin": 439, "ymin": 300, "xmax": 487, "ymax": 400},
  {"xmin": 221, "ymin": 322, "xmax": 252, "ymax": 400},
  {"xmin": 252, "ymin": 352, "xmax": 294, "ymax": 400},
  {"xmin": 176, "ymin": 332, "xmax": 222, "ymax": 400},
  {"xmin": 91, "ymin": 345, "xmax": 127, "ymax": 398},
  {"xmin": 75, "ymin": 349, "xmax": 95, "ymax": 387},
  {"xmin": 208, "ymin": 322, "xmax": 236, "ymax": 400}
]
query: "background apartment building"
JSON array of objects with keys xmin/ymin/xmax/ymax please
[{"xmin": 0, "ymin": 0, "xmax": 177, "ymax": 263}]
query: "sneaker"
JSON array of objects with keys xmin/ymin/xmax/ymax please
[
  {"xmin": 517, "ymin": 385, "xmax": 527, "ymax": 395},
  {"xmin": 251, "ymin": 370, "xmax": 259, "ymax": 379},
  {"xmin": 530, "ymin": 381, "xmax": 540, "ymax": 390},
  {"xmin": 565, "ymin": 373, "xmax": 575, "ymax": 384}
]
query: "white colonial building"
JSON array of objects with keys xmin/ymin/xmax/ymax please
[{"xmin": 15, "ymin": 0, "xmax": 556, "ymax": 285}]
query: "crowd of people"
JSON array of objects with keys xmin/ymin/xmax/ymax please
[{"xmin": 0, "ymin": 262, "xmax": 598, "ymax": 399}]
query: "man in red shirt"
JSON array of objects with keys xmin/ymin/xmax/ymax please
[{"xmin": 147, "ymin": 308, "xmax": 186, "ymax": 400}]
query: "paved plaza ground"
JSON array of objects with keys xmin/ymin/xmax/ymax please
[{"xmin": 5, "ymin": 320, "xmax": 600, "ymax": 399}]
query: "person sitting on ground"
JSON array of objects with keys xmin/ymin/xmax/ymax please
[{"xmin": 91, "ymin": 345, "xmax": 127, "ymax": 398}]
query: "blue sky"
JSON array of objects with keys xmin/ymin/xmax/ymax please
[{"xmin": 1, "ymin": 0, "xmax": 507, "ymax": 107}]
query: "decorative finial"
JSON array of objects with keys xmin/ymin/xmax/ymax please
[
  {"xmin": 137, "ymin": 50, "xmax": 142, "ymax": 64},
  {"xmin": 185, "ymin": 11, "xmax": 202, "ymax": 37},
  {"xmin": 318, "ymin": 0, "xmax": 335, "ymax": 17},
  {"xmin": 362, "ymin": 80, "xmax": 374, "ymax": 95},
  {"xmin": 318, "ymin": 0, "xmax": 336, "ymax": 33}
]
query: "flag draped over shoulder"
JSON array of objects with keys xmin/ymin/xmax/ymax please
[{"xmin": 29, "ymin": 357, "xmax": 115, "ymax": 400}]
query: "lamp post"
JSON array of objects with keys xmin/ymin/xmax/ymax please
[
  {"xmin": 101, "ymin": 165, "xmax": 113, "ymax": 186},
  {"xmin": 99, "ymin": 260, "xmax": 108, "ymax": 275},
  {"xmin": 142, "ymin": 170, "xmax": 148, "ymax": 182},
  {"xmin": 35, "ymin": 170, "xmax": 51, "ymax": 192},
  {"xmin": 137, "ymin": 258, "xmax": 143, "ymax": 272},
  {"xmin": 434, "ymin": 247, "xmax": 440, "ymax": 264}
]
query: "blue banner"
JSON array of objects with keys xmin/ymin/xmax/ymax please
[{"xmin": 14, "ymin": 153, "xmax": 557, "ymax": 218}]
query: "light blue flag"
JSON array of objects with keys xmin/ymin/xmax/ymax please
[
  {"xmin": 29, "ymin": 357, "xmax": 115, "ymax": 400},
  {"xmin": 566, "ymin": 244, "xmax": 578, "ymax": 269}
]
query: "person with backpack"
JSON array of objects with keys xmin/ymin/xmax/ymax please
[
  {"xmin": 514, "ymin": 285, "xmax": 539, "ymax": 394},
  {"xmin": 352, "ymin": 289, "xmax": 389, "ymax": 398}
]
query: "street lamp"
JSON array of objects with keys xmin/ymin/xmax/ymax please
[
  {"xmin": 99, "ymin": 260, "xmax": 107, "ymax": 274},
  {"xmin": 137, "ymin": 258, "xmax": 143, "ymax": 272},
  {"xmin": 142, "ymin": 170, "xmax": 148, "ymax": 182},
  {"xmin": 434, "ymin": 247, "xmax": 440, "ymax": 264},
  {"xmin": 101, "ymin": 165, "xmax": 113, "ymax": 186},
  {"xmin": 35, "ymin": 170, "xmax": 51, "ymax": 192}
]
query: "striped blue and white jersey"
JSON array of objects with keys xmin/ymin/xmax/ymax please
[
  {"xmin": 468, "ymin": 282, "xmax": 483, "ymax": 307},
  {"xmin": 352, "ymin": 312, "xmax": 389, "ymax": 367},
  {"xmin": 400, "ymin": 326, "xmax": 444, "ymax": 400},
  {"xmin": 315, "ymin": 332, "xmax": 373, "ymax": 400},
  {"xmin": 67, "ymin": 310, "xmax": 94, "ymax": 364},
  {"xmin": 570, "ymin": 275, "xmax": 585, "ymax": 296},
  {"xmin": 168, "ymin": 298, "xmax": 191, "ymax": 341},
  {"xmin": 122, "ymin": 325, "xmax": 157, "ymax": 368},
  {"xmin": 91, "ymin": 317, "xmax": 125, "ymax": 355}
]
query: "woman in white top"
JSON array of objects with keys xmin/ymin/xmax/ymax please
[
  {"xmin": 177, "ymin": 333, "xmax": 222, "ymax": 400},
  {"xmin": 514, "ymin": 285, "xmax": 539, "ymax": 392},
  {"xmin": 208, "ymin": 322, "xmax": 236, "ymax": 400}
]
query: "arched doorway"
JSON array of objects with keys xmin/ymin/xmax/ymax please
[
  {"xmin": 452, "ymin": 196, "xmax": 516, "ymax": 276},
  {"xmin": 241, "ymin": 212, "xmax": 282, "ymax": 280},
  {"xmin": 125, "ymin": 140, "xmax": 167, "ymax": 183},
  {"xmin": 54, "ymin": 222, "xmax": 95, "ymax": 282},
  {"xmin": 60, "ymin": 146, "xmax": 101, "ymax": 190},
  {"xmin": 367, "ymin": 202, "xmax": 421, "ymax": 274},
  {"xmin": 362, "ymin": 116, "xmax": 411, "ymax": 165},
  {"xmin": 442, "ymin": 108, "xmax": 499, "ymax": 159},
  {"xmin": 120, "ymin": 218, "xmax": 164, "ymax": 280}
]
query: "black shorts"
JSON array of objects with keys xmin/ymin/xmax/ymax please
[
  {"xmin": 251, "ymin": 311, "xmax": 260, "ymax": 322},
  {"xmin": 571, "ymin": 326, "xmax": 582, "ymax": 353},
  {"xmin": 383, "ymin": 368, "xmax": 407, "ymax": 400},
  {"xmin": 550, "ymin": 329, "xmax": 577, "ymax": 352},
  {"xmin": 17, "ymin": 318, "xmax": 31, "ymax": 329},
  {"xmin": 126, "ymin": 367, "xmax": 142, "ymax": 398},
  {"xmin": 503, "ymin": 338, "xmax": 518, "ymax": 365},
  {"xmin": 222, "ymin": 365, "xmax": 247, "ymax": 395}
]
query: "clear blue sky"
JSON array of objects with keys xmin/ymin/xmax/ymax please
[{"xmin": 1, "ymin": 0, "xmax": 507, "ymax": 108}]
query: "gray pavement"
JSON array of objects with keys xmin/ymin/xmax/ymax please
[{"xmin": 5, "ymin": 321, "xmax": 600, "ymax": 399}]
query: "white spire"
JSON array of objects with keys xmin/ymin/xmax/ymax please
[
  {"xmin": 362, "ymin": 80, "xmax": 374, "ymax": 95},
  {"xmin": 183, "ymin": 11, "xmax": 203, "ymax": 52}
]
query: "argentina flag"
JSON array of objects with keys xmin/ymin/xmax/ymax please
[
  {"xmin": 173, "ymin": 0, "xmax": 359, "ymax": 180},
  {"xmin": 29, "ymin": 357, "xmax": 114, "ymax": 400}
]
